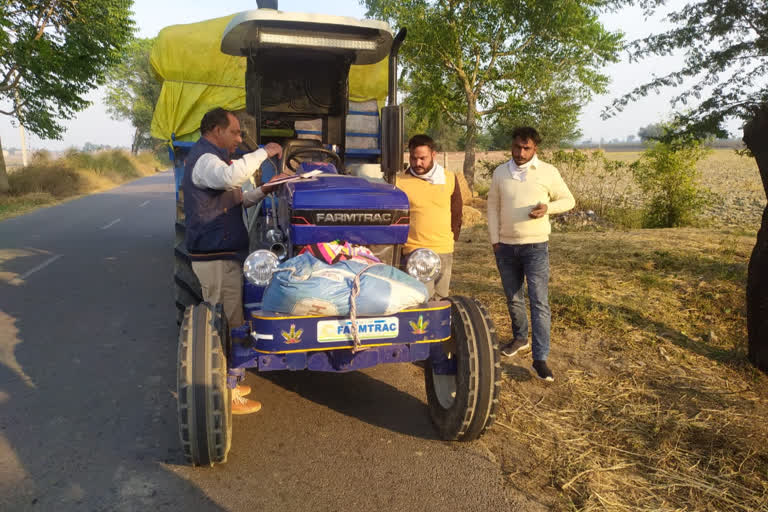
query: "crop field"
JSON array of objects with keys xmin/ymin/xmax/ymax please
[
  {"xmin": 450, "ymin": 148, "xmax": 768, "ymax": 510},
  {"xmin": 465, "ymin": 148, "xmax": 763, "ymax": 230}
]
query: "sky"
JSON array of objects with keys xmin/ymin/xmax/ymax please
[{"xmin": 0, "ymin": 0, "xmax": 742, "ymax": 151}]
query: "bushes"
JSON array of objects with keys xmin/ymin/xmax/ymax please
[
  {"xmin": 8, "ymin": 163, "xmax": 83, "ymax": 197},
  {"xmin": 62, "ymin": 149, "xmax": 140, "ymax": 179},
  {"xmin": 633, "ymin": 140, "xmax": 711, "ymax": 228},
  {"xmin": 1, "ymin": 149, "xmax": 162, "ymax": 220},
  {"xmin": 477, "ymin": 149, "xmax": 638, "ymax": 227},
  {"xmin": 548, "ymin": 149, "xmax": 633, "ymax": 219},
  {"xmin": 475, "ymin": 143, "xmax": 712, "ymax": 229}
]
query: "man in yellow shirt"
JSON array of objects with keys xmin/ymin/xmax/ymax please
[
  {"xmin": 487, "ymin": 127, "xmax": 574, "ymax": 382},
  {"xmin": 396, "ymin": 134, "xmax": 463, "ymax": 300}
]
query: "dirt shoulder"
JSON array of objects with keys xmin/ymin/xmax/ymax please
[{"xmin": 453, "ymin": 217, "xmax": 767, "ymax": 510}]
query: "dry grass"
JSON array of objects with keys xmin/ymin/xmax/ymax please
[
  {"xmin": 0, "ymin": 150, "xmax": 163, "ymax": 220},
  {"xmin": 453, "ymin": 217, "xmax": 768, "ymax": 511},
  {"xmin": 470, "ymin": 148, "xmax": 764, "ymax": 230}
]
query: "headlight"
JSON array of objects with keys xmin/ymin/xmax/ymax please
[
  {"xmin": 243, "ymin": 250, "xmax": 279, "ymax": 286},
  {"xmin": 406, "ymin": 248, "xmax": 441, "ymax": 283}
]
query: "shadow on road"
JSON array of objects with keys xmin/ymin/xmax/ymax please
[
  {"xmin": 259, "ymin": 367, "xmax": 439, "ymax": 440},
  {"xmin": 0, "ymin": 183, "xmax": 227, "ymax": 511}
]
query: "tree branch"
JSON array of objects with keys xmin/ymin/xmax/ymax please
[
  {"xmin": 34, "ymin": 0, "xmax": 59, "ymax": 41},
  {"xmin": 439, "ymin": 100, "xmax": 466, "ymax": 126}
]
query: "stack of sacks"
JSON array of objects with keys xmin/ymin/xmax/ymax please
[{"xmin": 262, "ymin": 252, "xmax": 428, "ymax": 316}]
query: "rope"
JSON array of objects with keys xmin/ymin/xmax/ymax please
[{"xmin": 349, "ymin": 263, "xmax": 384, "ymax": 353}]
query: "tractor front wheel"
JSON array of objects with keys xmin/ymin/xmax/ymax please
[
  {"xmin": 425, "ymin": 296, "xmax": 500, "ymax": 441},
  {"xmin": 177, "ymin": 302, "xmax": 232, "ymax": 466}
]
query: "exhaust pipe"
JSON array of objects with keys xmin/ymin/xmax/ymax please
[
  {"xmin": 387, "ymin": 28, "xmax": 407, "ymax": 107},
  {"xmin": 381, "ymin": 28, "xmax": 407, "ymax": 184}
]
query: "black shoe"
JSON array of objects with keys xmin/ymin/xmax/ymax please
[
  {"xmin": 501, "ymin": 338, "xmax": 530, "ymax": 357},
  {"xmin": 532, "ymin": 360, "xmax": 554, "ymax": 381}
]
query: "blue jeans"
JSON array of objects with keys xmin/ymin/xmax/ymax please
[{"xmin": 494, "ymin": 242, "xmax": 551, "ymax": 361}]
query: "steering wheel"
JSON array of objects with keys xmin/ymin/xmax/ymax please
[{"xmin": 283, "ymin": 147, "xmax": 344, "ymax": 174}]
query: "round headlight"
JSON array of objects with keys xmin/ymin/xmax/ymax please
[
  {"xmin": 243, "ymin": 250, "xmax": 279, "ymax": 286},
  {"xmin": 406, "ymin": 248, "xmax": 441, "ymax": 283}
]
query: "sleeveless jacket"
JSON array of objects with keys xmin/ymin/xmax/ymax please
[{"xmin": 182, "ymin": 138, "xmax": 249, "ymax": 261}]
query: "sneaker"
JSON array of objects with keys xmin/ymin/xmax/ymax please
[
  {"xmin": 532, "ymin": 360, "xmax": 554, "ymax": 382},
  {"xmin": 236, "ymin": 384, "xmax": 252, "ymax": 396},
  {"xmin": 501, "ymin": 338, "xmax": 530, "ymax": 357},
  {"xmin": 231, "ymin": 387, "xmax": 262, "ymax": 415}
]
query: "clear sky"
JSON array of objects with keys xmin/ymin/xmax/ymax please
[{"xmin": 0, "ymin": 0, "xmax": 741, "ymax": 151}]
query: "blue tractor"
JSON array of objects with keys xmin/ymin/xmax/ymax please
[{"xmin": 162, "ymin": 4, "xmax": 500, "ymax": 466}]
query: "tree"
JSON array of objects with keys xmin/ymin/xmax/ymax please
[
  {"xmin": 104, "ymin": 37, "xmax": 161, "ymax": 155},
  {"xmin": 605, "ymin": 0, "xmax": 768, "ymax": 370},
  {"xmin": 744, "ymin": 106, "xmax": 768, "ymax": 371},
  {"xmin": 488, "ymin": 86, "xmax": 583, "ymax": 150},
  {"xmin": 637, "ymin": 122, "xmax": 664, "ymax": 141},
  {"xmin": 606, "ymin": 0, "xmax": 767, "ymax": 140},
  {"xmin": 632, "ymin": 137, "xmax": 710, "ymax": 228},
  {"xmin": 405, "ymin": 105, "xmax": 465, "ymax": 151},
  {"xmin": 0, "ymin": 0, "xmax": 135, "ymax": 192},
  {"xmin": 363, "ymin": 0, "xmax": 622, "ymax": 188}
]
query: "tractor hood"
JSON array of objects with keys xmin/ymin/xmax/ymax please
[{"xmin": 283, "ymin": 174, "xmax": 409, "ymax": 246}]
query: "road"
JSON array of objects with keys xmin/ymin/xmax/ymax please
[{"xmin": 0, "ymin": 173, "xmax": 520, "ymax": 511}]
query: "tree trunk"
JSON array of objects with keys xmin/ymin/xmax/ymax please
[
  {"xmin": 131, "ymin": 127, "xmax": 140, "ymax": 155},
  {"xmin": 462, "ymin": 103, "xmax": 477, "ymax": 193},
  {"xmin": 743, "ymin": 105, "xmax": 768, "ymax": 372},
  {"xmin": 0, "ymin": 136, "xmax": 9, "ymax": 194}
]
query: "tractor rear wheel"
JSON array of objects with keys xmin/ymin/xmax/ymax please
[
  {"xmin": 177, "ymin": 302, "xmax": 232, "ymax": 466},
  {"xmin": 425, "ymin": 296, "xmax": 500, "ymax": 441}
]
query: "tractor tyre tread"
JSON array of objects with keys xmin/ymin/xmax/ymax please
[{"xmin": 177, "ymin": 302, "xmax": 232, "ymax": 466}]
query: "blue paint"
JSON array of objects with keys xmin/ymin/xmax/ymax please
[
  {"xmin": 287, "ymin": 175, "xmax": 408, "ymax": 210},
  {"xmin": 248, "ymin": 302, "xmax": 450, "ymax": 354},
  {"xmin": 228, "ymin": 302, "xmax": 451, "ymax": 373},
  {"xmin": 290, "ymin": 225, "xmax": 408, "ymax": 245},
  {"xmin": 429, "ymin": 343, "xmax": 458, "ymax": 375},
  {"xmin": 231, "ymin": 343, "xmax": 434, "ymax": 373}
]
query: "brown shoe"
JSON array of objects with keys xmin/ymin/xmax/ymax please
[
  {"xmin": 231, "ymin": 387, "xmax": 262, "ymax": 415},
  {"xmin": 236, "ymin": 384, "xmax": 252, "ymax": 396}
]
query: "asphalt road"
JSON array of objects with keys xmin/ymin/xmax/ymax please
[{"xmin": 0, "ymin": 173, "xmax": 518, "ymax": 511}]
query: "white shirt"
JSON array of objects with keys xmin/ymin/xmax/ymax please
[{"xmin": 192, "ymin": 147, "xmax": 269, "ymax": 190}]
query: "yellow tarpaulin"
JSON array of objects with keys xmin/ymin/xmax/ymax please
[{"xmin": 150, "ymin": 14, "xmax": 389, "ymax": 143}]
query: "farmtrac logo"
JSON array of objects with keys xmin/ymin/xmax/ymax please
[{"xmin": 315, "ymin": 212, "xmax": 393, "ymax": 224}]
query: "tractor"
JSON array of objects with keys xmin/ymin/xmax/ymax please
[{"xmin": 152, "ymin": 2, "xmax": 500, "ymax": 466}]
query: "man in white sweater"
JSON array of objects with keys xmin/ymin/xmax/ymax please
[{"xmin": 487, "ymin": 127, "xmax": 574, "ymax": 381}]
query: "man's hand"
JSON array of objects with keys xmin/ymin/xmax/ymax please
[
  {"xmin": 529, "ymin": 202, "xmax": 548, "ymax": 219},
  {"xmin": 493, "ymin": 243, "xmax": 500, "ymax": 252},
  {"xmin": 263, "ymin": 142, "xmax": 283, "ymax": 159},
  {"xmin": 260, "ymin": 172, "xmax": 293, "ymax": 194}
]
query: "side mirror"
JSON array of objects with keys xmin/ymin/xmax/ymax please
[{"xmin": 381, "ymin": 105, "xmax": 403, "ymax": 184}]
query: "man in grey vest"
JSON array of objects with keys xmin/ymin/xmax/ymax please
[{"xmin": 182, "ymin": 107, "xmax": 287, "ymax": 414}]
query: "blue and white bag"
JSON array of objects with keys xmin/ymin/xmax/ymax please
[{"xmin": 261, "ymin": 253, "xmax": 428, "ymax": 316}]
